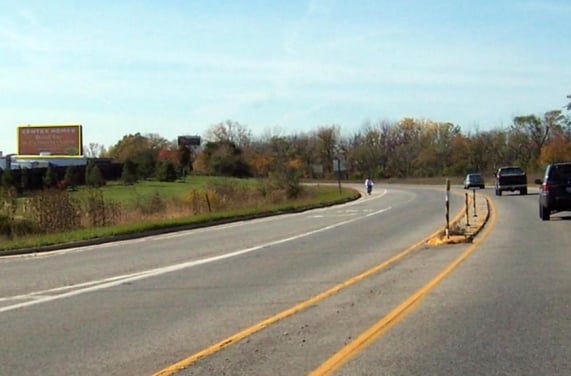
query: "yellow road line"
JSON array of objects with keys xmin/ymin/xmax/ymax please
[
  {"xmin": 309, "ymin": 196, "xmax": 496, "ymax": 375},
  {"xmin": 152, "ymin": 204, "xmax": 467, "ymax": 376}
]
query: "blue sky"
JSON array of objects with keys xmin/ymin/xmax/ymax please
[{"xmin": 1, "ymin": 0, "xmax": 570, "ymax": 154}]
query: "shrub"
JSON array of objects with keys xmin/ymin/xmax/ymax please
[
  {"xmin": 43, "ymin": 165, "xmax": 57, "ymax": 189},
  {"xmin": 86, "ymin": 161, "xmax": 106, "ymax": 187},
  {"xmin": 0, "ymin": 186, "xmax": 17, "ymax": 218},
  {"xmin": 64, "ymin": 165, "xmax": 78, "ymax": 189},
  {"xmin": 0, "ymin": 215, "xmax": 39, "ymax": 239},
  {"xmin": 1, "ymin": 169, "xmax": 15, "ymax": 189},
  {"xmin": 156, "ymin": 161, "xmax": 178, "ymax": 182},
  {"xmin": 133, "ymin": 191, "xmax": 167, "ymax": 216},
  {"xmin": 266, "ymin": 167, "xmax": 303, "ymax": 200},
  {"xmin": 28, "ymin": 189, "xmax": 81, "ymax": 233},
  {"xmin": 121, "ymin": 160, "xmax": 138, "ymax": 185},
  {"xmin": 83, "ymin": 188, "xmax": 122, "ymax": 227}
]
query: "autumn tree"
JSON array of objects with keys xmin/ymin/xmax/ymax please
[
  {"xmin": 201, "ymin": 140, "xmax": 252, "ymax": 177},
  {"xmin": 538, "ymin": 109, "xmax": 571, "ymax": 165},
  {"xmin": 346, "ymin": 121, "xmax": 390, "ymax": 179},
  {"xmin": 290, "ymin": 133, "xmax": 319, "ymax": 178},
  {"xmin": 413, "ymin": 121, "xmax": 461, "ymax": 177},
  {"xmin": 206, "ymin": 120, "xmax": 252, "ymax": 148},
  {"xmin": 106, "ymin": 133, "xmax": 170, "ymax": 180},
  {"xmin": 315, "ymin": 125, "xmax": 340, "ymax": 177},
  {"xmin": 508, "ymin": 113, "xmax": 556, "ymax": 170},
  {"xmin": 177, "ymin": 144, "xmax": 192, "ymax": 176},
  {"xmin": 538, "ymin": 133, "xmax": 571, "ymax": 165},
  {"xmin": 84, "ymin": 142, "xmax": 106, "ymax": 158}
]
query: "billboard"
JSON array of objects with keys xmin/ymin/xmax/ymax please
[
  {"xmin": 177, "ymin": 135, "xmax": 201, "ymax": 147},
  {"xmin": 17, "ymin": 124, "xmax": 83, "ymax": 156}
]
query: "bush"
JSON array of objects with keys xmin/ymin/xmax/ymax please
[
  {"xmin": 28, "ymin": 189, "xmax": 81, "ymax": 233},
  {"xmin": 133, "ymin": 191, "xmax": 167, "ymax": 216},
  {"xmin": 156, "ymin": 161, "xmax": 178, "ymax": 182},
  {"xmin": 82, "ymin": 188, "xmax": 122, "ymax": 227},
  {"xmin": 1, "ymin": 169, "xmax": 15, "ymax": 189},
  {"xmin": 266, "ymin": 167, "xmax": 303, "ymax": 199},
  {"xmin": 0, "ymin": 215, "xmax": 39, "ymax": 239},
  {"xmin": 121, "ymin": 160, "xmax": 138, "ymax": 185},
  {"xmin": 0, "ymin": 186, "xmax": 17, "ymax": 218},
  {"xmin": 86, "ymin": 161, "xmax": 106, "ymax": 187},
  {"xmin": 43, "ymin": 166, "xmax": 57, "ymax": 189}
]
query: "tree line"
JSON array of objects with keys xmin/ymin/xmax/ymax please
[
  {"xmin": 90, "ymin": 95, "xmax": 571, "ymax": 182},
  {"xmin": 2, "ymin": 95, "xmax": 570, "ymax": 190}
]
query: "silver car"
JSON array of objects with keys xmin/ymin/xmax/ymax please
[{"xmin": 464, "ymin": 173, "xmax": 485, "ymax": 189}]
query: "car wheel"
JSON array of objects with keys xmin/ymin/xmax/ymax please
[
  {"xmin": 520, "ymin": 188, "xmax": 527, "ymax": 195},
  {"xmin": 540, "ymin": 205, "xmax": 550, "ymax": 221}
]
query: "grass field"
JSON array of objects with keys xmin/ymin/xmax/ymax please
[
  {"xmin": 0, "ymin": 179, "xmax": 360, "ymax": 254},
  {"xmin": 72, "ymin": 176, "xmax": 257, "ymax": 208}
]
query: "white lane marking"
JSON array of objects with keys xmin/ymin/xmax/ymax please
[
  {"xmin": 1, "ymin": 189, "xmax": 391, "ymax": 260},
  {"xmin": 0, "ymin": 204, "xmax": 393, "ymax": 314}
]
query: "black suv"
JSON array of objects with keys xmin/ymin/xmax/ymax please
[
  {"xmin": 535, "ymin": 162, "xmax": 571, "ymax": 220},
  {"xmin": 495, "ymin": 166, "xmax": 527, "ymax": 195}
]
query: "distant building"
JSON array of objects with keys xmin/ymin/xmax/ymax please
[{"xmin": 10, "ymin": 155, "xmax": 87, "ymax": 169}]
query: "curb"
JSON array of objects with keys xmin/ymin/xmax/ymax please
[{"xmin": 427, "ymin": 192, "xmax": 490, "ymax": 246}]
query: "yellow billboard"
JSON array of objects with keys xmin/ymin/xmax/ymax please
[{"xmin": 17, "ymin": 124, "xmax": 83, "ymax": 157}]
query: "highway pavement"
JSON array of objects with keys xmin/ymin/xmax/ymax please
[{"xmin": 1, "ymin": 184, "xmax": 568, "ymax": 376}]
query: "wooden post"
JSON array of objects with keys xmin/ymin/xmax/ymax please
[
  {"xmin": 445, "ymin": 179, "xmax": 450, "ymax": 239},
  {"xmin": 338, "ymin": 159, "xmax": 342, "ymax": 194},
  {"xmin": 465, "ymin": 192, "xmax": 470, "ymax": 227},
  {"xmin": 473, "ymin": 189, "xmax": 478, "ymax": 217}
]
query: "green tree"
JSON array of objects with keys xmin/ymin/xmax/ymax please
[
  {"xmin": 156, "ymin": 161, "xmax": 178, "ymax": 182},
  {"xmin": 105, "ymin": 132, "xmax": 168, "ymax": 180},
  {"xmin": 132, "ymin": 149, "xmax": 156, "ymax": 179},
  {"xmin": 64, "ymin": 165, "xmax": 78, "ymax": 189},
  {"xmin": 20, "ymin": 168, "xmax": 31, "ymax": 191},
  {"xmin": 201, "ymin": 140, "xmax": 252, "ymax": 177},
  {"xmin": 177, "ymin": 144, "xmax": 192, "ymax": 176},
  {"xmin": 121, "ymin": 159, "xmax": 138, "ymax": 185},
  {"xmin": 85, "ymin": 160, "xmax": 105, "ymax": 187},
  {"xmin": 43, "ymin": 165, "xmax": 57, "ymax": 189},
  {"xmin": 1, "ymin": 168, "xmax": 15, "ymax": 189}
]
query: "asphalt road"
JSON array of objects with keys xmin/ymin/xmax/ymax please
[{"xmin": 0, "ymin": 184, "xmax": 568, "ymax": 375}]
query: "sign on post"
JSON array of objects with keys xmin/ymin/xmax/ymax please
[{"xmin": 333, "ymin": 159, "xmax": 345, "ymax": 194}]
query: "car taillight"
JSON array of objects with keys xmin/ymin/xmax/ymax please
[{"xmin": 542, "ymin": 182, "xmax": 550, "ymax": 192}]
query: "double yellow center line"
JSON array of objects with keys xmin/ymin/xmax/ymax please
[
  {"xmin": 311, "ymin": 196, "xmax": 495, "ymax": 375},
  {"xmin": 153, "ymin": 196, "xmax": 492, "ymax": 376}
]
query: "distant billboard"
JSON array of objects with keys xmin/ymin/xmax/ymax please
[
  {"xmin": 177, "ymin": 135, "xmax": 201, "ymax": 147},
  {"xmin": 18, "ymin": 124, "xmax": 83, "ymax": 156}
]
